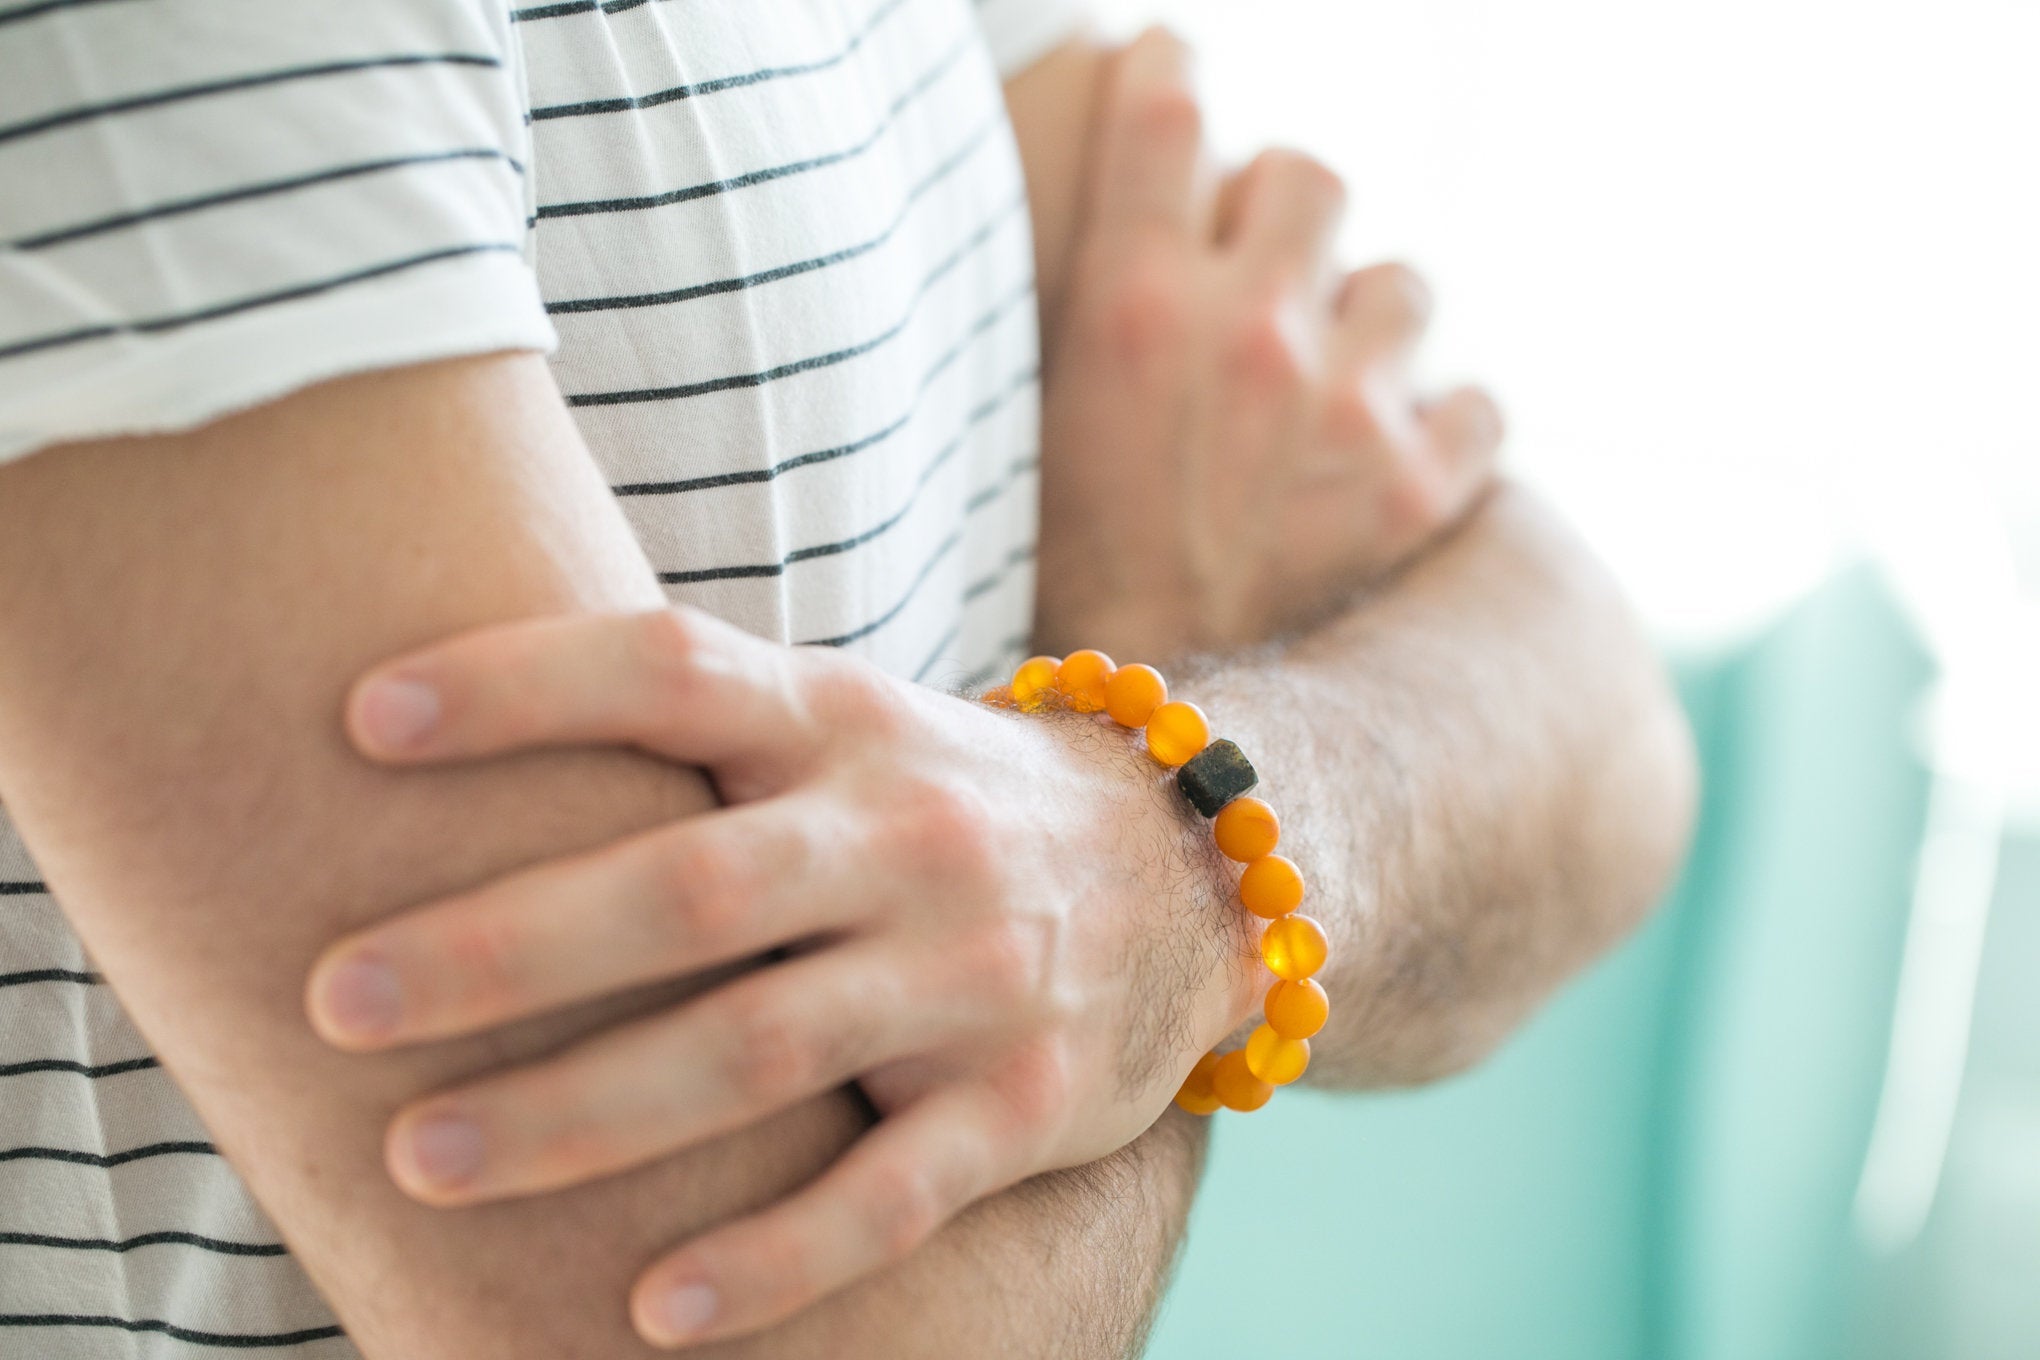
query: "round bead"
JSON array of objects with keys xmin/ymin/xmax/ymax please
[
  {"xmin": 1211, "ymin": 1050, "xmax": 1274, "ymax": 1112},
  {"xmin": 1173, "ymin": 1052, "xmax": 1223, "ymax": 1116},
  {"xmin": 1262, "ymin": 913, "xmax": 1329, "ymax": 981},
  {"xmin": 1104, "ymin": 664, "xmax": 1169, "ymax": 728},
  {"xmin": 1265, "ymin": 977, "xmax": 1330, "ymax": 1039},
  {"xmin": 1054, "ymin": 650, "xmax": 1116, "ymax": 713},
  {"xmin": 1213, "ymin": 796, "xmax": 1281, "ymax": 862},
  {"xmin": 1145, "ymin": 701, "xmax": 1211, "ymax": 767},
  {"xmin": 1011, "ymin": 655, "xmax": 1062, "ymax": 712},
  {"xmin": 1239, "ymin": 854, "xmax": 1305, "ymax": 919},
  {"xmin": 1245, "ymin": 1023, "xmax": 1311, "ymax": 1085},
  {"xmin": 980, "ymin": 684, "xmax": 1017, "ymax": 709}
]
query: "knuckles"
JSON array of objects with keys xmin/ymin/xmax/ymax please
[
  {"xmin": 441, "ymin": 910, "xmax": 529, "ymax": 1020},
  {"xmin": 812, "ymin": 655, "xmax": 908, "ymax": 742},
  {"xmin": 1243, "ymin": 146, "xmax": 1348, "ymax": 222},
  {"xmin": 1362, "ymin": 261, "xmax": 1434, "ymax": 332},
  {"xmin": 887, "ymin": 773, "xmax": 1002, "ymax": 890},
  {"xmin": 989, "ymin": 1041, "xmax": 1074, "ymax": 1140},
  {"xmin": 635, "ymin": 605, "xmax": 716, "ymax": 696},
  {"xmin": 1320, "ymin": 380, "xmax": 1389, "ymax": 450},
  {"xmin": 1124, "ymin": 81, "xmax": 1203, "ymax": 158},
  {"xmin": 723, "ymin": 991, "xmax": 816, "ymax": 1106},
  {"xmin": 1380, "ymin": 465, "xmax": 1447, "ymax": 543},
  {"xmin": 1337, "ymin": 261, "xmax": 1434, "ymax": 351},
  {"xmin": 1093, "ymin": 255, "xmax": 1191, "ymax": 377},
  {"xmin": 1223, "ymin": 297, "xmax": 1310, "ymax": 401},
  {"xmin": 661, "ymin": 836, "xmax": 754, "ymax": 946},
  {"xmin": 862, "ymin": 1160, "xmax": 943, "ymax": 1261}
]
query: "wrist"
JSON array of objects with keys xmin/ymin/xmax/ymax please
[{"xmin": 1046, "ymin": 707, "xmax": 1264, "ymax": 1049}]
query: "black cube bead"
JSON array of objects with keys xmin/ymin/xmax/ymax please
[{"xmin": 1176, "ymin": 739, "xmax": 1258, "ymax": 818}]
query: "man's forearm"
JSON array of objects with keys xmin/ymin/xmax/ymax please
[
  {"xmin": 1185, "ymin": 484, "xmax": 1697, "ymax": 1086},
  {"xmin": 0, "ymin": 356, "xmax": 1200, "ymax": 1358}
]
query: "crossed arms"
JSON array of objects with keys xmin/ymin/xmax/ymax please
[{"xmin": 0, "ymin": 37, "xmax": 1694, "ymax": 1359}]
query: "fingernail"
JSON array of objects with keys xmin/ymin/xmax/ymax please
[
  {"xmin": 398, "ymin": 1111, "xmax": 485, "ymax": 1192},
  {"xmin": 357, "ymin": 676, "xmax": 441, "ymax": 752},
  {"xmin": 646, "ymin": 1281, "xmax": 719, "ymax": 1345},
  {"xmin": 314, "ymin": 954, "xmax": 403, "ymax": 1042}
]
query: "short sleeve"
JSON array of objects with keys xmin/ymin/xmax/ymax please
[
  {"xmin": 0, "ymin": 0, "xmax": 554, "ymax": 464},
  {"xmin": 973, "ymin": 0, "xmax": 1093, "ymax": 79}
]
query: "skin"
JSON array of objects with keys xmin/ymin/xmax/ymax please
[
  {"xmin": 0, "ymin": 24, "xmax": 1696, "ymax": 1360},
  {"xmin": 0, "ymin": 354, "xmax": 1205, "ymax": 1360},
  {"xmin": 288, "ymin": 28, "xmax": 1698, "ymax": 1351}
]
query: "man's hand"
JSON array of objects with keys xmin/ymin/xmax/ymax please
[
  {"xmin": 0, "ymin": 355, "xmax": 1208, "ymax": 1360},
  {"xmin": 306, "ymin": 606, "xmax": 1252, "ymax": 1347},
  {"xmin": 1033, "ymin": 30, "xmax": 1502, "ymax": 661}
]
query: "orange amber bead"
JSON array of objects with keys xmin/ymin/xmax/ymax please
[
  {"xmin": 1265, "ymin": 978, "xmax": 1329, "ymax": 1039},
  {"xmin": 1239, "ymin": 854, "xmax": 1305, "ymax": 919},
  {"xmin": 1245, "ymin": 1023, "xmax": 1311, "ymax": 1085},
  {"xmin": 1104, "ymin": 663, "xmax": 1168, "ymax": 728},
  {"xmin": 1211, "ymin": 1050, "xmax": 1274, "ymax": 1112},
  {"xmin": 1054, "ymin": 650, "xmax": 1115, "ymax": 713},
  {"xmin": 1145, "ymin": 701, "xmax": 1210, "ymax": 767},
  {"xmin": 1213, "ymin": 796, "xmax": 1280, "ymax": 862},
  {"xmin": 1262, "ymin": 913, "xmax": 1329, "ymax": 981},
  {"xmin": 1173, "ymin": 1051, "xmax": 1223, "ymax": 1116},
  {"xmin": 1011, "ymin": 655, "xmax": 1062, "ymax": 712},
  {"xmin": 980, "ymin": 684, "xmax": 1017, "ymax": 709}
]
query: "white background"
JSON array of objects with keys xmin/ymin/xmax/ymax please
[{"xmin": 1091, "ymin": 0, "xmax": 2040, "ymax": 637}]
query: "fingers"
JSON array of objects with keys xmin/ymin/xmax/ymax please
[
  {"xmin": 630, "ymin": 1083, "xmax": 1015, "ymax": 1348},
  {"xmin": 381, "ymin": 945, "xmax": 921, "ymax": 1206},
  {"xmin": 1225, "ymin": 147, "xmax": 1347, "ymax": 283},
  {"xmin": 1334, "ymin": 261, "xmax": 1433, "ymax": 365},
  {"xmin": 346, "ymin": 604, "xmax": 817, "ymax": 773},
  {"xmin": 1422, "ymin": 384, "xmax": 1507, "ymax": 499},
  {"xmin": 305, "ymin": 795, "xmax": 863, "ymax": 1050},
  {"xmin": 1087, "ymin": 27, "xmax": 1214, "ymax": 240}
]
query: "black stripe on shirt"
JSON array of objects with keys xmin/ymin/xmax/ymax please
[
  {"xmin": 0, "ymin": 1316, "xmax": 344, "ymax": 1349},
  {"xmin": 11, "ymin": 147, "xmax": 522, "ymax": 251},
  {"xmin": 0, "ymin": 0, "xmax": 137, "ymax": 30},
  {"xmin": 797, "ymin": 462, "xmax": 1034, "ymax": 650},
  {"xmin": 655, "ymin": 365, "xmax": 1036, "ymax": 585},
  {"xmin": 912, "ymin": 621, "xmax": 966, "ymax": 683},
  {"xmin": 511, "ymin": 0, "xmax": 670, "ymax": 20},
  {"xmin": 963, "ymin": 544, "xmax": 1034, "ymax": 606},
  {"xmin": 528, "ymin": 0, "xmax": 912, "ymax": 120},
  {"xmin": 0, "ymin": 53, "xmax": 502, "ymax": 148},
  {"xmin": 532, "ymin": 27, "xmax": 973, "ymax": 219},
  {"xmin": 0, "ymin": 241, "xmax": 522, "ymax": 364},
  {"xmin": 0, "ymin": 881, "xmax": 49, "ymax": 894},
  {"xmin": 566, "ymin": 195, "xmax": 1024, "ymax": 407},
  {"xmin": 909, "ymin": 570, "xmax": 1036, "ymax": 685},
  {"xmin": 0, "ymin": 1141, "xmax": 215, "ymax": 1167},
  {"xmin": 0, "ymin": 1229, "xmax": 287, "ymax": 1257},
  {"xmin": 609, "ymin": 280, "xmax": 1033, "ymax": 496},
  {"xmin": 546, "ymin": 111, "xmax": 1000, "ymax": 315},
  {"xmin": 0, "ymin": 969, "xmax": 99, "ymax": 988},
  {"xmin": 0, "ymin": 1055, "xmax": 158, "ymax": 1079},
  {"xmin": 802, "ymin": 527, "xmax": 963, "ymax": 648}
]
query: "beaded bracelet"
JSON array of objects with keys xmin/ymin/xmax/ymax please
[{"xmin": 981, "ymin": 650, "xmax": 1328, "ymax": 1115}]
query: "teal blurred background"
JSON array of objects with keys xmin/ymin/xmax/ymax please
[{"xmin": 1146, "ymin": 566, "xmax": 2035, "ymax": 1358}]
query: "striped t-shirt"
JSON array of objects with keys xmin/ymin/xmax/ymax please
[{"xmin": 0, "ymin": 0, "xmax": 1081, "ymax": 1352}]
